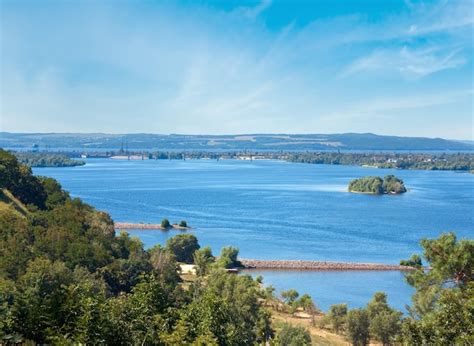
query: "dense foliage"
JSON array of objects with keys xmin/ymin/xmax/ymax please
[
  {"xmin": 321, "ymin": 233, "xmax": 473, "ymax": 345},
  {"xmin": 14, "ymin": 152, "xmax": 85, "ymax": 167},
  {"xmin": 401, "ymin": 232, "xmax": 474, "ymax": 345},
  {"xmin": 0, "ymin": 150, "xmax": 272, "ymax": 344},
  {"xmin": 166, "ymin": 234, "xmax": 200, "ymax": 264},
  {"xmin": 348, "ymin": 175, "xmax": 406, "ymax": 194}
]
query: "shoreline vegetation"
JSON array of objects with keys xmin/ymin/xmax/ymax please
[
  {"xmin": 348, "ymin": 175, "xmax": 407, "ymax": 195},
  {"xmin": 11, "ymin": 150, "xmax": 474, "ymax": 171}
]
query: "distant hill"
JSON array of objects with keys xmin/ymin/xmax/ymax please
[{"xmin": 1, "ymin": 132, "xmax": 472, "ymax": 151}]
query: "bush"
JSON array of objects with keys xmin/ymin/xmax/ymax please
[{"xmin": 276, "ymin": 323, "xmax": 311, "ymax": 346}]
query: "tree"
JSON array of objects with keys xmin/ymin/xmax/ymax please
[
  {"xmin": 276, "ymin": 323, "xmax": 311, "ymax": 346},
  {"xmin": 382, "ymin": 175, "xmax": 407, "ymax": 194},
  {"xmin": 326, "ymin": 303, "xmax": 347, "ymax": 333},
  {"xmin": 193, "ymin": 246, "xmax": 214, "ymax": 276},
  {"xmin": 281, "ymin": 289, "xmax": 299, "ymax": 305},
  {"xmin": 161, "ymin": 218, "xmax": 171, "ymax": 228},
  {"xmin": 148, "ymin": 245, "xmax": 181, "ymax": 284},
  {"xmin": 366, "ymin": 292, "xmax": 402, "ymax": 345},
  {"xmin": 346, "ymin": 308, "xmax": 370, "ymax": 346},
  {"xmin": 216, "ymin": 246, "xmax": 242, "ymax": 268},
  {"xmin": 185, "ymin": 270, "xmax": 271, "ymax": 345},
  {"xmin": 295, "ymin": 294, "xmax": 318, "ymax": 324},
  {"xmin": 401, "ymin": 233, "xmax": 474, "ymax": 344},
  {"xmin": 165, "ymin": 234, "xmax": 200, "ymax": 263},
  {"xmin": 178, "ymin": 220, "xmax": 187, "ymax": 227}
]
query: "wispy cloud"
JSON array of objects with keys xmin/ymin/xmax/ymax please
[{"xmin": 342, "ymin": 46, "xmax": 467, "ymax": 78}]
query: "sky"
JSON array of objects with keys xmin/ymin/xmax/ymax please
[{"xmin": 0, "ymin": 0, "xmax": 473, "ymax": 139}]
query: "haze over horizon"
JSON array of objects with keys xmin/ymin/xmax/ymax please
[{"xmin": 1, "ymin": 0, "xmax": 473, "ymax": 140}]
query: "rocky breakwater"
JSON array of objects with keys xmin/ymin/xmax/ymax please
[{"xmin": 240, "ymin": 259, "xmax": 415, "ymax": 271}]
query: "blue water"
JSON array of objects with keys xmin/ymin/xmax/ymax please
[{"xmin": 34, "ymin": 159, "xmax": 473, "ymax": 311}]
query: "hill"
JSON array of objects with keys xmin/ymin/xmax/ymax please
[{"xmin": 1, "ymin": 132, "xmax": 472, "ymax": 151}]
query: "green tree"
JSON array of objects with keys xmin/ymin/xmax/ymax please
[
  {"xmin": 326, "ymin": 303, "xmax": 347, "ymax": 333},
  {"xmin": 193, "ymin": 246, "xmax": 215, "ymax": 276},
  {"xmin": 186, "ymin": 270, "xmax": 270, "ymax": 345},
  {"xmin": 281, "ymin": 289, "xmax": 299, "ymax": 305},
  {"xmin": 148, "ymin": 245, "xmax": 181, "ymax": 284},
  {"xmin": 382, "ymin": 175, "xmax": 407, "ymax": 194},
  {"xmin": 165, "ymin": 234, "xmax": 200, "ymax": 263},
  {"xmin": 401, "ymin": 232, "xmax": 474, "ymax": 344},
  {"xmin": 216, "ymin": 246, "xmax": 242, "ymax": 268},
  {"xmin": 161, "ymin": 218, "xmax": 171, "ymax": 228},
  {"xmin": 366, "ymin": 292, "xmax": 402, "ymax": 345},
  {"xmin": 179, "ymin": 220, "xmax": 187, "ymax": 227},
  {"xmin": 346, "ymin": 308, "xmax": 370, "ymax": 346}
]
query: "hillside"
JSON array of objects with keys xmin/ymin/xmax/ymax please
[{"xmin": 1, "ymin": 132, "xmax": 472, "ymax": 151}]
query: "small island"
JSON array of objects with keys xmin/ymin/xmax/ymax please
[{"xmin": 348, "ymin": 175, "xmax": 407, "ymax": 195}]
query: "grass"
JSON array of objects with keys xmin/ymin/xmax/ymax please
[{"xmin": 0, "ymin": 189, "xmax": 29, "ymax": 217}]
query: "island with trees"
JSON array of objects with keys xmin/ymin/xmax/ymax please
[
  {"xmin": 348, "ymin": 175, "xmax": 407, "ymax": 194},
  {"xmin": 0, "ymin": 149, "xmax": 471, "ymax": 345}
]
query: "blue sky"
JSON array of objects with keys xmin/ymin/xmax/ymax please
[{"xmin": 1, "ymin": 0, "xmax": 472, "ymax": 139}]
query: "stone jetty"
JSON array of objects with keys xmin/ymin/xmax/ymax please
[{"xmin": 240, "ymin": 259, "xmax": 415, "ymax": 271}]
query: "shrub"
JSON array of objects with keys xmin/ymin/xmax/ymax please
[{"xmin": 276, "ymin": 323, "xmax": 311, "ymax": 346}]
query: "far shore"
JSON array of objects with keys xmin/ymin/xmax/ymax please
[
  {"xmin": 240, "ymin": 259, "xmax": 415, "ymax": 271},
  {"xmin": 114, "ymin": 222, "xmax": 190, "ymax": 231}
]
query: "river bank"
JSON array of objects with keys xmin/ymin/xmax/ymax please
[{"xmin": 241, "ymin": 259, "xmax": 414, "ymax": 271}]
